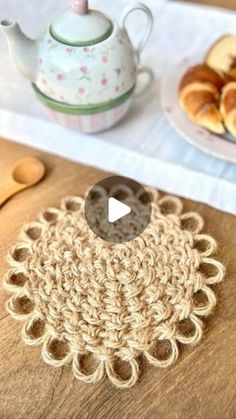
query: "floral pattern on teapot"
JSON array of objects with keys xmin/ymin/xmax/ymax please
[{"xmin": 36, "ymin": 24, "xmax": 138, "ymax": 106}]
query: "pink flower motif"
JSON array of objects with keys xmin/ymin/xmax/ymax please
[
  {"xmin": 80, "ymin": 66, "xmax": 88, "ymax": 74},
  {"xmin": 66, "ymin": 47, "xmax": 73, "ymax": 53},
  {"xmin": 165, "ymin": 106, "xmax": 173, "ymax": 114},
  {"xmin": 115, "ymin": 86, "xmax": 120, "ymax": 92},
  {"xmin": 83, "ymin": 47, "xmax": 89, "ymax": 52},
  {"xmin": 60, "ymin": 95, "xmax": 65, "ymax": 101},
  {"xmin": 78, "ymin": 87, "xmax": 85, "ymax": 95},
  {"xmin": 101, "ymin": 78, "xmax": 108, "ymax": 86},
  {"xmin": 196, "ymin": 128, "xmax": 205, "ymax": 136},
  {"xmin": 115, "ymin": 68, "xmax": 122, "ymax": 76},
  {"xmin": 102, "ymin": 55, "xmax": 108, "ymax": 63},
  {"xmin": 47, "ymin": 39, "xmax": 52, "ymax": 44},
  {"xmin": 56, "ymin": 74, "xmax": 64, "ymax": 81},
  {"xmin": 38, "ymin": 58, "xmax": 43, "ymax": 65},
  {"xmin": 42, "ymin": 78, "xmax": 47, "ymax": 85}
]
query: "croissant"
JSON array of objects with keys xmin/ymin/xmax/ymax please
[
  {"xmin": 179, "ymin": 64, "xmax": 226, "ymax": 134},
  {"xmin": 228, "ymin": 68, "xmax": 236, "ymax": 80},
  {"xmin": 220, "ymin": 82, "xmax": 236, "ymax": 138}
]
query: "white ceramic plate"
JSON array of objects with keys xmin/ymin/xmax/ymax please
[{"xmin": 160, "ymin": 58, "xmax": 236, "ymax": 163}]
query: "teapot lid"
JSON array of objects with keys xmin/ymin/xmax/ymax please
[{"xmin": 51, "ymin": 0, "xmax": 113, "ymax": 46}]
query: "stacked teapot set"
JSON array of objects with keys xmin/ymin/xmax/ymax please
[{"xmin": 1, "ymin": 0, "xmax": 153, "ymax": 134}]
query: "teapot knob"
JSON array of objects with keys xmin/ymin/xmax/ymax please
[{"xmin": 72, "ymin": 0, "xmax": 88, "ymax": 15}]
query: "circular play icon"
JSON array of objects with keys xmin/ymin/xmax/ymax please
[{"xmin": 84, "ymin": 176, "xmax": 152, "ymax": 243}]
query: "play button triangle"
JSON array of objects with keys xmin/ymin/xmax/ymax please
[
  {"xmin": 84, "ymin": 176, "xmax": 152, "ymax": 243},
  {"xmin": 108, "ymin": 197, "xmax": 131, "ymax": 223}
]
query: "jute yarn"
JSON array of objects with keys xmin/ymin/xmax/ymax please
[{"xmin": 3, "ymin": 186, "xmax": 225, "ymax": 389}]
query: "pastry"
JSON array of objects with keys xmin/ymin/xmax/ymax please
[
  {"xmin": 220, "ymin": 82, "xmax": 236, "ymax": 138},
  {"xmin": 179, "ymin": 63, "xmax": 226, "ymax": 91},
  {"xmin": 179, "ymin": 64, "xmax": 225, "ymax": 134}
]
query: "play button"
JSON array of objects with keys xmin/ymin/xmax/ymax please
[
  {"xmin": 84, "ymin": 176, "xmax": 152, "ymax": 243},
  {"xmin": 108, "ymin": 198, "xmax": 131, "ymax": 223}
]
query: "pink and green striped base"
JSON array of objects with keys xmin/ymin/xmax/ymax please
[
  {"xmin": 43, "ymin": 98, "xmax": 131, "ymax": 133},
  {"xmin": 33, "ymin": 82, "xmax": 134, "ymax": 133}
]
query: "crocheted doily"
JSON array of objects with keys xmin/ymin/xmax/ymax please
[{"xmin": 4, "ymin": 187, "xmax": 225, "ymax": 389}]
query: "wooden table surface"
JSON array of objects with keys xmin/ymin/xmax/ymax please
[
  {"xmin": 0, "ymin": 1, "xmax": 236, "ymax": 418},
  {"xmin": 182, "ymin": 0, "xmax": 236, "ymax": 10}
]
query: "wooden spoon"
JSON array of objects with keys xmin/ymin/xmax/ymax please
[{"xmin": 0, "ymin": 157, "xmax": 46, "ymax": 208}]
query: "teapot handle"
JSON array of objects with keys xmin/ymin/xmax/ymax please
[{"xmin": 119, "ymin": 2, "xmax": 153, "ymax": 61}]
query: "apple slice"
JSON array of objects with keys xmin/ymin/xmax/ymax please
[{"xmin": 206, "ymin": 35, "xmax": 236, "ymax": 74}]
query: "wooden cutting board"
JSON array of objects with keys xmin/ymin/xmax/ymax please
[{"xmin": 0, "ymin": 137, "xmax": 235, "ymax": 418}]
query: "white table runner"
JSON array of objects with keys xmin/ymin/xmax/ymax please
[{"xmin": 1, "ymin": 0, "xmax": 236, "ymax": 214}]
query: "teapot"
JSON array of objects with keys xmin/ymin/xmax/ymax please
[{"xmin": 0, "ymin": 0, "xmax": 153, "ymax": 133}]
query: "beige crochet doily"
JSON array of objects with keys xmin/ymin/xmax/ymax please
[{"xmin": 3, "ymin": 187, "xmax": 225, "ymax": 389}]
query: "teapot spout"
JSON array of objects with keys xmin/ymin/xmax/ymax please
[{"xmin": 0, "ymin": 20, "xmax": 37, "ymax": 82}]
